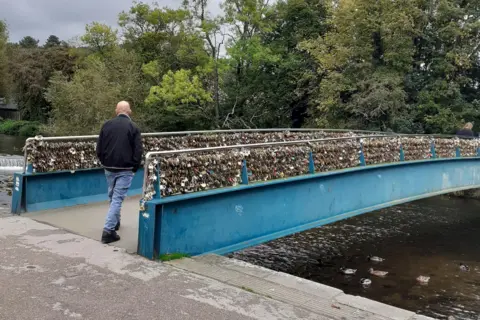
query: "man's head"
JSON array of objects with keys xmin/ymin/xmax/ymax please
[
  {"xmin": 116, "ymin": 101, "xmax": 132, "ymax": 116},
  {"xmin": 464, "ymin": 122, "xmax": 473, "ymax": 130}
]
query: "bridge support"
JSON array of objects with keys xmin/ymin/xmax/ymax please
[{"xmin": 137, "ymin": 158, "xmax": 480, "ymax": 259}]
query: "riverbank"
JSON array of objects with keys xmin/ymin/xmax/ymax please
[{"xmin": 0, "ymin": 119, "xmax": 41, "ymax": 136}]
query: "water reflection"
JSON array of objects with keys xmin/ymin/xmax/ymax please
[
  {"xmin": 230, "ymin": 197, "xmax": 480, "ymax": 319},
  {"xmin": 0, "ymin": 134, "xmax": 25, "ymax": 156}
]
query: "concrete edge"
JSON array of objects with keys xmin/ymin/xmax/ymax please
[{"xmin": 167, "ymin": 255, "xmax": 435, "ymax": 320}]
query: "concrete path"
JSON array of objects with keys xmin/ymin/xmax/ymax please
[
  {"xmin": 0, "ymin": 215, "xmax": 434, "ymax": 320},
  {"xmin": 26, "ymin": 196, "xmax": 140, "ymax": 253},
  {"xmin": 0, "ymin": 216, "xmax": 327, "ymax": 320}
]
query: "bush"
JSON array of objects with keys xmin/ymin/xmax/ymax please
[
  {"xmin": 18, "ymin": 123, "xmax": 40, "ymax": 137},
  {"xmin": 0, "ymin": 119, "xmax": 40, "ymax": 136}
]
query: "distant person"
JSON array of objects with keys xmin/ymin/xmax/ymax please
[
  {"xmin": 456, "ymin": 122, "xmax": 475, "ymax": 138},
  {"xmin": 96, "ymin": 101, "xmax": 143, "ymax": 244}
]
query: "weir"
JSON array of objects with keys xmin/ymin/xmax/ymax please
[{"xmin": 9, "ymin": 130, "xmax": 480, "ymax": 260}]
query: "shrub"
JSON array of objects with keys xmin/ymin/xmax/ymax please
[{"xmin": 0, "ymin": 120, "xmax": 40, "ymax": 136}]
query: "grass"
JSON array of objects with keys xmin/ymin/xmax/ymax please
[
  {"xmin": 158, "ymin": 253, "xmax": 191, "ymax": 261},
  {"xmin": 240, "ymin": 286, "xmax": 272, "ymax": 299},
  {"xmin": 241, "ymin": 286, "xmax": 255, "ymax": 293}
]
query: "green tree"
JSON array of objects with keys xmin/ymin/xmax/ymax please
[
  {"xmin": 19, "ymin": 36, "xmax": 39, "ymax": 48},
  {"xmin": 221, "ymin": 0, "xmax": 327, "ymax": 128},
  {"xmin": 44, "ymin": 35, "xmax": 61, "ymax": 48},
  {"xmin": 408, "ymin": 0, "xmax": 480, "ymax": 133},
  {"xmin": 8, "ymin": 46, "xmax": 77, "ymax": 121},
  {"xmin": 119, "ymin": 3, "xmax": 191, "ymax": 64},
  {"xmin": 183, "ymin": 0, "xmax": 225, "ymax": 123},
  {"xmin": 81, "ymin": 22, "xmax": 118, "ymax": 55},
  {"xmin": 144, "ymin": 69, "xmax": 214, "ymax": 131},
  {"xmin": 303, "ymin": 0, "xmax": 419, "ymax": 131},
  {"xmin": 0, "ymin": 21, "xmax": 9, "ymax": 98},
  {"xmin": 46, "ymin": 48, "xmax": 147, "ymax": 134}
]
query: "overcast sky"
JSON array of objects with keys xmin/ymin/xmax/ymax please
[{"xmin": 0, "ymin": 0, "xmax": 222, "ymax": 44}]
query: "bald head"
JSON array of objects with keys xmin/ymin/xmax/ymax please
[{"xmin": 116, "ymin": 101, "xmax": 132, "ymax": 116}]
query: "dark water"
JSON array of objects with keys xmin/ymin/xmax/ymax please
[
  {"xmin": 231, "ymin": 197, "xmax": 480, "ymax": 319},
  {"xmin": 0, "ymin": 134, "xmax": 24, "ymax": 155}
]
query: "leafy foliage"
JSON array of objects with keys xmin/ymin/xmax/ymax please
[
  {"xmin": 145, "ymin": 69, "xmax": 214, "ymax": 130},
  {"xmin": 0, "ymin": 21, "xmax": 9, "ymax": 98},
  {"xmin": 46, "ymin": 48, "xmax": 146, "ymax": 135},
  {"xmin": 0, "ymin": 0, "xmax": 479, "ymax": 135}
]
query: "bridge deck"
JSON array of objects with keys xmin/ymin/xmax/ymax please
[{"xmin": 26, "ymin": 196, "xmax": 140, "ymax": 253}]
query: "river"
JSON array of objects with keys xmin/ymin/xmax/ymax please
[{"xmin": 231, "ymin": 197, "xmax": 480, "ymax": 319}]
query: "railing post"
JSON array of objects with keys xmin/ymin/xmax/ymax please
[
  {"xmin": 308, "ymin": 151, "xmax": 315, "ymax": 174},
  {"xmin": 359, "ymin": 140, "xmax": 366, "ymax": 166},
  {"xmin": 399, "ymin": 144, "xmax": 405, "ymax": 161},
  {"xmin": 241, "ymin": 159, "xmax": 249, "ymax": 185},
  {"xmin": 456, "ymin": 146, "xmax": 461, "ymax": 158},
  {"xmin": 153, "ymin": 163, "xmax": 161, "ymax": 199},
  {"xmin": 430, "ymin": 141, "xmax": 436, "ymax": 159},
  {"xmin": 477, "ymin": 147, "xmax": 480, "ymax": 157}
]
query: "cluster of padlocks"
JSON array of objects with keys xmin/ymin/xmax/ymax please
[
  {"xmin": 362, "ymin": 137, "xmax": 402, "ymax": 165},
  {"xmin": 25, "ymin": 131, "xmax": 363, "ymax": 173},
  {"xmin": 22, "ymin": 132, "xmax": 479, "ymax": 202},
  {"xmin": 143, "ymin": 136, "xmax": 480, "ymax": 201}
]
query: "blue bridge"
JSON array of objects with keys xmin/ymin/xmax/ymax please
[{"xmin": 11, "ymin": 129, "xmax": 480, "ymax": 259}]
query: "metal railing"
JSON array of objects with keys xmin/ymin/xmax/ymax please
[
  {"xmin": 21, "ymin": 128, "xmax": 391, "ymax": 173},
  {"xmin": 142, "ymin": 133, "xmax": 479, "ymax": 199}
]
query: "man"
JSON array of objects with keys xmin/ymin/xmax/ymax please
[
  {"xmin": 96, "ymin": 101, "xmax": 143, "ymax": 244},
  {"xmin": 456, "ymin": 122, "xmax": 476, "ymax": 138}
]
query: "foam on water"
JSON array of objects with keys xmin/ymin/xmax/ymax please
[{"xmin": 0, "ymin": 156, "xmax": 24, "ymax": 168}]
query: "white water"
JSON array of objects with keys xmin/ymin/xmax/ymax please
[{"xmin": 0, "ymin": 156, "xmax": 24, "ymax": 174}]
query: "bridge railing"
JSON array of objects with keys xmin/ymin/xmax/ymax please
[
  {"xmin": 141, "ymin": 134, "xmax": 480, "ymax": 202},
  {"xmin": 21, "ymin": 128, "xmax": 386, "ymax": 173}
]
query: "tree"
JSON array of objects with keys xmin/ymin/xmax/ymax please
[
  {"xmin": 0, "ymin": 21, "xmax": 9, "ymax": 98},
  {"xmin": 19, "ymin": 36, "xmax": 39, "ymax": 48},
  {"xmin": 8, "ymin": 46, "xmax": 77, "ymax": 121},
  {"xmin": 183, "ymin": 0, "xmax": 226, "ymax": 123},
  {"xmin": 118, "ymin": 2, "xmax": 202, "ymax": 71},
  {"xmin": 144, "ymin": 69, "xmax": 214, "ymax": 130},
  {"xmin": 408, "ymin": 0, "xmax": 480, "ymax": 133},
  {"xmin": 44, "ymin": 35, "xmax": 61, "ymax": 48},
  {"xmin": 81, "ymin": 22, "xmax": 118, "ymax": 55},
  {"xmin": 46, "ymin": 48, "xmax": 147, "ymax": 134},
  {"xmin": 303, "ymin": 0, "xmax": 419, "ymax": 131},
  {"xmin": 220, "ymin": 0, "xmax": 327, "ymax": 128}
]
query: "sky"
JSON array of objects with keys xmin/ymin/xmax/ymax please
[{"xmin": 0, "ymin": 0, "xmax": 222, "ymax": 44}]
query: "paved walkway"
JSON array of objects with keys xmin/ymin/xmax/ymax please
[
  {"xmin": 0, "ymin": 215, "xmax": 433, "ymax": 320},
  {"xmin": 26, "ymin": 197, "xmax": 140, "ymax": 253}
]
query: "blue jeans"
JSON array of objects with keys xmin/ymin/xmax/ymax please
[{"xmin": 104, "ymin": 170, "xmax": 134, "ymax": 232}]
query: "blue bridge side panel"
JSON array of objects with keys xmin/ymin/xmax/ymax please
[
  {"xmin": 18, "ymin": 168, "xmax": 144, "ymax": 212},
  {"xmin": 145, "ymin": 159, "xmax": 480, "ymax": 257}
]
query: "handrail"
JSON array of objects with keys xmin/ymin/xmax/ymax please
[
  {"xmin": 143, "ymin": 133, "xmax": 475, "ymax": 158},
  {"xmin": 141, "ymin": 133, "xmax": 479, "ymax": 196},
  {"xmin": 22, "ymin": 128, "xmax": 389, "ymax": 173},
  {"xmin": 143, "ymin": 134, "xmax": 391, "ymax": 158},
  {"xmin": 23, "ymin": 128, "xmax": 391, "ymax": 143}
]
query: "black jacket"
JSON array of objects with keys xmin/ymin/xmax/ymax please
[
  {"xmin": 96, "ymin": 114, "xmax": 143, "ymax": 172},
  {"xmin": 456, "ymin": 129, "xmax": 475, "ymax": 138}
]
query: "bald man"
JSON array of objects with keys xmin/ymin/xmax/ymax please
[{"xmin": 96, "ymin": 101, "xmax": 143, "ymax": 244}]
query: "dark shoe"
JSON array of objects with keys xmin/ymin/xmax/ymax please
[
  {"xmin": 101, "ymin": 230, "xmax": 120, "ymax": 244},
  {"xmin": 115, "ymin": 221, "xmax": 120, "ymax": 231}
]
